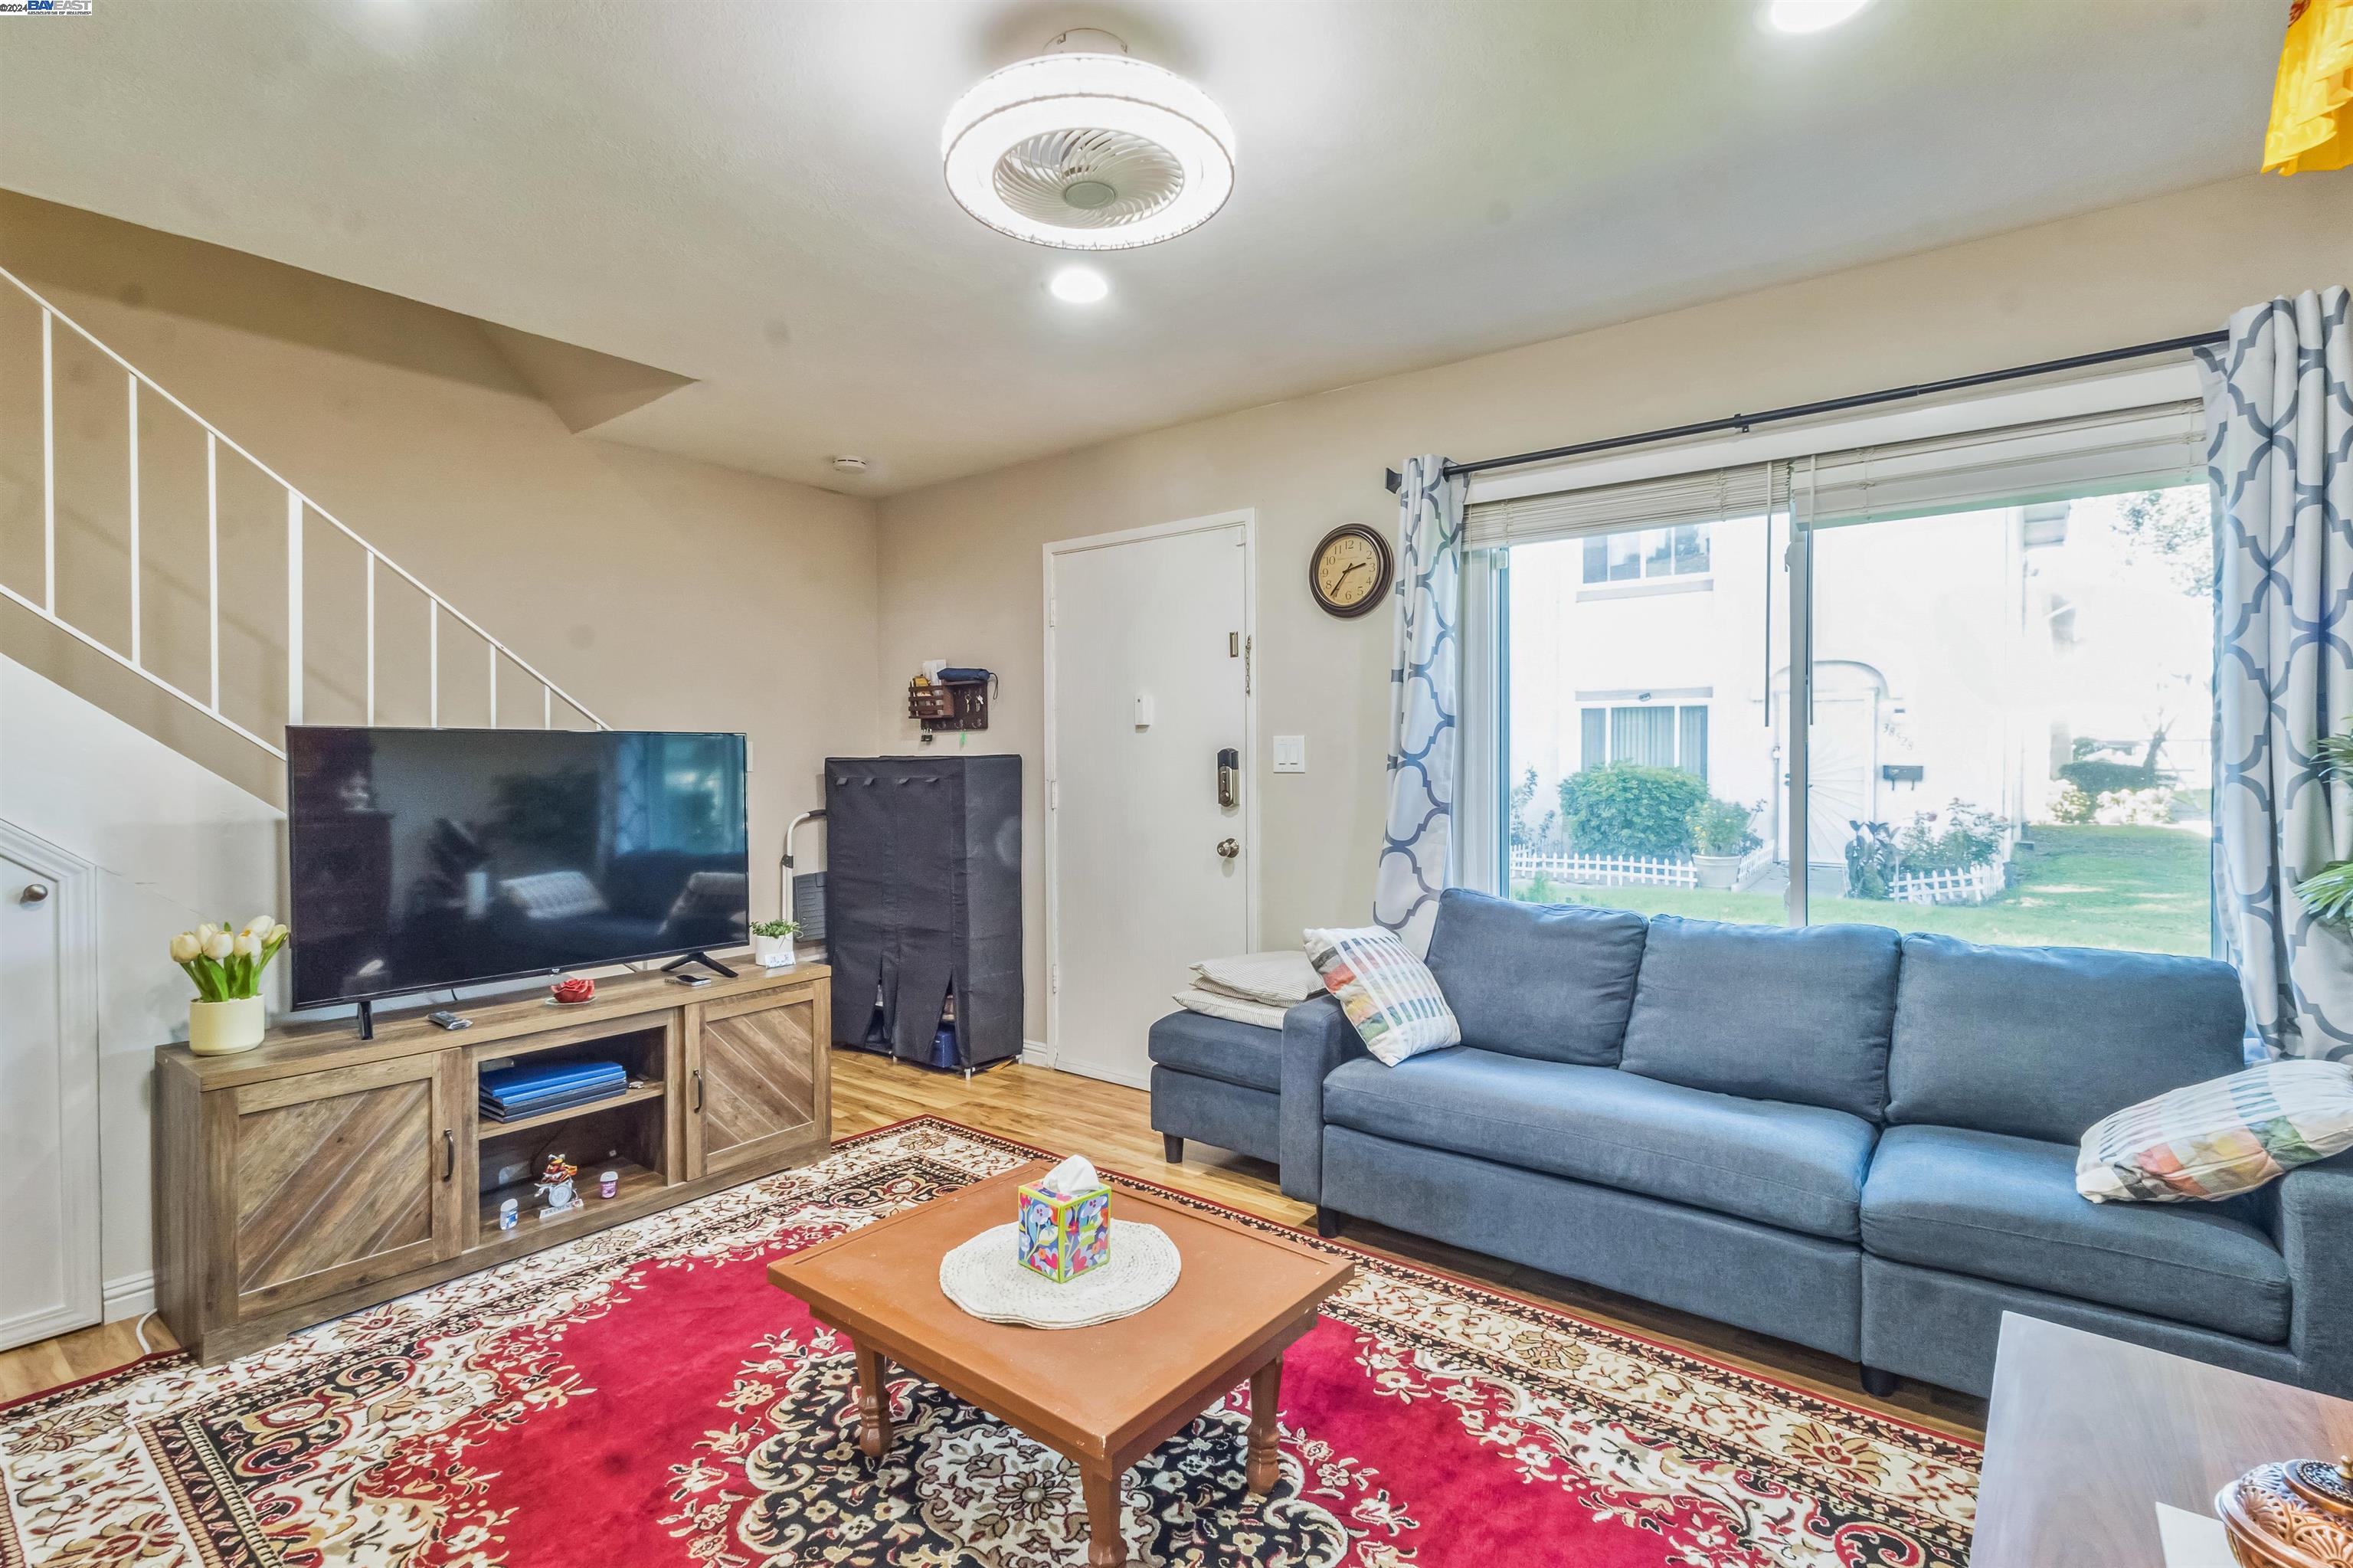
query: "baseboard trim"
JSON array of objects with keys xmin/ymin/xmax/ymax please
[
  {"xmin": 103, "ymin": 1272, "xmax": 155, "ymax": 1323},
  {"xmin": 1021, "ymin": 1039, "xmax": 1054, "ymax": 1069}
]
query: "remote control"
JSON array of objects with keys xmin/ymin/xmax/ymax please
[
  {"xmin": 670, "ymin": 974, "xmax": 715, "ymax": 987},
  {"xmin": 427, "ymin": 1010, "xmax": 473, "ymax": 1030}
]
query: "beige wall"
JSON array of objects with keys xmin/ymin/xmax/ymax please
[
  {"xmin": 0, "ymin": 192, "xmax": 880, "ymax": 920},
  {"xmin": 874, "ymin": 172, "xmax": 2353, "ymax": 1044}
]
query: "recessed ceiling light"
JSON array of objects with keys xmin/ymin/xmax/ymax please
[
  {"xmin": 1766, "ymin": 0, "xmax": 1874, "ymax": 32},
  {"xmin": 942, "ymin": 28, "xmax": 1237, "ymax": 250},
  {"xmin": 1049, "ymin": 267, "xmax": 1111, "ymax": 304}
]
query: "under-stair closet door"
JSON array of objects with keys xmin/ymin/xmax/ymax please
[{"xmin": 0, "ymin": 827, "xmax": 100, "ymax": 1350}]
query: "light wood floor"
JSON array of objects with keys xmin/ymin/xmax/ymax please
[{"xmin": 2, "ymin": 1049, "xmax": 1985, "ymax": 1439}]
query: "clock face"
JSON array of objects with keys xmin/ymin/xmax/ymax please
[{"xmin": 1312, "ymin": 526, "xmax": 1391, "ymax": 617}]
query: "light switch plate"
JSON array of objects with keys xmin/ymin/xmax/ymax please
[{"xmin": 1272, "ymin": 735, "xmax": 1307, "ymax": 772}]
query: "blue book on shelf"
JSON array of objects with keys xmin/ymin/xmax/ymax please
[
  {"xmin": 480, "ymin": 1059, "xmax": 627, "ymax": 1111},
  {"xmin": 479, "ymin": 1080, "xmax": 626, "ymax": 1121}
]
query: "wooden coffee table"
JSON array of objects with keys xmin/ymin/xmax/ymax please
[
  {"xmin": 1973, "ymin": 1314, "xmax": 2353, "ymax": 1566},
  {"xmin": 767, "ymin": 1160, "xmax": 1354, "ymax": 1568}
]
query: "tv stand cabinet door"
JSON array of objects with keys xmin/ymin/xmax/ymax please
[
  {"xmin": 685, "ymin": 985, "xmax": 828, "ymax": 1180},
  {"xmin": 224, "ymin": 1052, "xmax": 466, "ymax": 1320}
]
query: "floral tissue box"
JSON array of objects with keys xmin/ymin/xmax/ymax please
[{"xmin": 1017, "ymin": 1154, "xmax": 1111, "ymax": 1282}]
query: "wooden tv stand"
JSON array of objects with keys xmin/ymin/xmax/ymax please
[{"xmin": 152, "ymin": 962, "xmax": 830, "ymax": 1363}]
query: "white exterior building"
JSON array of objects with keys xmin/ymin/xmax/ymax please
[{"xmin": 1506, "ymin": 488, "xmax": 2213, "ymax": 872}]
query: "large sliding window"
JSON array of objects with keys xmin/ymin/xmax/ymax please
[{"xmin": 1471, "ymin": 385, "xmax": 2214, "ymax": 956}]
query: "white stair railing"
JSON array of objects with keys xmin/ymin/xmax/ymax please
[{"xmin": 0, "ymin": 263, "xmax": 606, "ymax": 760}]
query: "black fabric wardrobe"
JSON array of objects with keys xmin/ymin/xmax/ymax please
[{"xmin": 823, "ymin": 755, "xmax": 1023, "ymax": 1072}]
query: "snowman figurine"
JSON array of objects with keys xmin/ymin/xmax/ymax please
[{"xmin": 535, "ymin": 1152, "xmax": 581, "ymax": 1216}]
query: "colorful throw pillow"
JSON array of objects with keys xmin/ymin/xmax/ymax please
[
  {"xmin": 2076, "ymin": 1059, "xmax": 2353, "ymax": 1203},
  {"xmin": 1303, "ymin": 925, "xmax": 1461, "ymax": 1066}
]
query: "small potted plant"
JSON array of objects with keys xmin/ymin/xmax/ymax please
[
  {"xmin": 1687, "ymin": 799, "xmax": 1762, "ymax": 890},
  {"xmin": 172, "ymin": 915, "xmax": 290, "ymax": 1056},
  {"xmin": 750, "ymin": 918, "xmax": 798, "ymax": 971}
]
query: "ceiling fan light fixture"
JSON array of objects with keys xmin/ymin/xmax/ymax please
[
  {"xmin": 1765, "ymin": 0, "xmax": 1875, "ymax": 32},
  {"xmin": 942, "ymin": 33, "xmax": 1236, "ymax": 250}
]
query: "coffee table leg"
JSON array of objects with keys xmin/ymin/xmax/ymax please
[
  {"xmin": 853, "ymin": 1340, "xmax": 891, "ymax": 1458},
  {"xmin": 1081, "ymin": 1462, "xmax": 1126, "ymax": 1568},
  {"xmin": 1247, "ymin": 1354, "xmax": 1283, "ymax": 1494}
]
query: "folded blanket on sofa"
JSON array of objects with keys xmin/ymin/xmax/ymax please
[
  {"xmin": 1192, "ymin": 951, "xmax": 1322, "ymax": 1007},
  {"xmin": 1170, "ymin": 984, "xmax": 1291, "ymax": 1030}
]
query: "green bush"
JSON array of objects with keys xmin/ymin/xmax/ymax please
[
  {"xmin": 1557, "ymin": 764, "xmax": 1707, "ymax": 859},
  {"xmin": 2057, "ymin": 759, "xmax": 2158, "ymax": 797},
  {"xmin": 1687, "ymin": 797, "xmax": 1762, "ymax": 856},
  {"xmin": 1895, "ymin": 800, "xmax": 2006, "ymax": 873}
]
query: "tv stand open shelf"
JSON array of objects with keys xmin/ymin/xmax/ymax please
[{"xmin": 154, "ymin": 962, "xmax": 830, "ymax": 1363}]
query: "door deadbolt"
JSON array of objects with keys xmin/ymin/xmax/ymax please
[{"xmin": 1216, "ymin": 838, "xmax": 1239, "ymax": 860}]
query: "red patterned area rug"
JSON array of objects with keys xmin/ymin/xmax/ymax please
[{"xmin": 0, "ymin": 1118, "xmax": 1977, "ymax": 1566}]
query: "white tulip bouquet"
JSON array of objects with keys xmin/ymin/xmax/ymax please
[{"xmin": 172, "ymin": 916, "xmax": 290, "ymax": 1001}]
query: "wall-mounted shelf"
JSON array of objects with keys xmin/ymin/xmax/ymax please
[{"xmin": 910, "ymin": 677, "xmax": 990, "ymax": 734}]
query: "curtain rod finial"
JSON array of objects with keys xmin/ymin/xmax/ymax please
[{"xmin": 1384, "ymin": 468, "xmax": 1402, "ymax": 494}]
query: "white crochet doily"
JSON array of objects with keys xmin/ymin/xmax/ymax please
[{"xmin": 939, "ymin": 1220, "xmax": 1182, "ymax": 1329}]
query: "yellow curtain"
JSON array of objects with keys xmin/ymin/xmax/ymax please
[{"xmin": 2266, "ymin": 0, "xmax": 2353, "ymax": 174}]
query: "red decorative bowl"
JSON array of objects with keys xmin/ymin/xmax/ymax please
[{"xmin": 550, "ymin": 976, "xmax": 595, "ymax": 1005}]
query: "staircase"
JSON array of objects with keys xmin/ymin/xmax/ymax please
[{"xmin": 0, "ymin": 261, "xmax": 605, "ymax": 773}]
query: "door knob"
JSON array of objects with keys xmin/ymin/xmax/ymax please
[
  {"xmin": 1216, "ymin": 838, "xmax": 1239, "ymax": 860},
  {"xmin": 18, "ymin": 882, "xmax": 49, "ymax": 904}
]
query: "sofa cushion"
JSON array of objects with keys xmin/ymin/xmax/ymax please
[
  {"xmin": 1304, "ymin": 925, "xmax": 1461, "ymax": 1066},
  {"xmin": 1617, "ymin": 917, "xmax": 1900, "ymax": 1121},
  {"xmin": 1322, "ymin": 1046, "xmax": 1879, "ymax": 1240},
  {"xmin": 1860, "ymin": 1124, "xmax": 2289, "ymax": 1343},
  {"xmin": 2078, "ymin": 1059, "xmax": 2353, "ymax": 1204},
  {"xmin": 1146, "ymin": 1008, "xmax": 1284, "ymax": 1095},
  {"xmin": 1885, "ymin": 935, "xmax": 2249, "ymax": 1144},
  {"xmin": 1422, "ymin": 889, "xmax": 1647, "ymax": 1066}
]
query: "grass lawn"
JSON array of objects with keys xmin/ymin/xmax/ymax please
[{"xmin": 1515, "ymin": 824, "xmax": 2211, "ymax": 954}]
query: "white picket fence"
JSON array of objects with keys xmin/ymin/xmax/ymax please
[
  {"xmin": 1887, "ymin": 859, "xmax": 2006, "ymax": 905},
  {"xmin": 1510, "ymin": 850, "xmax": 1697, "ymax": 889},
  {"xmin": 1511, "ymin": 844, "xmax": 2007, "ymax": 905}
]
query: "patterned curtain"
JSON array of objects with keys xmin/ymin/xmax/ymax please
[
  {"xmin": 2198, "ymin": 287, "xmax": 2353, "ymax": 1060},
  {"xmin": 1373, "ymin": 456, "xmax": 1464, "ymax": 951}
]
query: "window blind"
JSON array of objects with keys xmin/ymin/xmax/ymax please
[
  {"xmin": 1464, "ymin": 398, "xmax": 2204, "ymax": 548},
  {"xmin": 1467, "ymin": 464, "xmax": 1775, "ymax": 548},
  {"xmin": 1791, "ymin": 401, "xmax": 2204, "ymax": 528}
]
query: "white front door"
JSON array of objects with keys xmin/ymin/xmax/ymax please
[
  {"xmin": 0, "ymin": 831, "xmax": 101, "ymax": 1350},
  {"xmin": 1047, "ymin": 515, "xmax": 1252, "ymax": 1088}
]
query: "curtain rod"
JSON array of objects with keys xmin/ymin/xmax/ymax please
[{"xmin": 1382, "ymin": 329, "xmax": 2228, "ymax": 494}]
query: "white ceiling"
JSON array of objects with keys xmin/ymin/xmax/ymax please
[{"xmin": 0, "ymin": 0, "xmax": 2279, "ymax": 496}]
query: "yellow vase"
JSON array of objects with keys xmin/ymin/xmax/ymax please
[{"xmin": 188, "ymin": 996, "xmax": 265, "ymax": 1056}]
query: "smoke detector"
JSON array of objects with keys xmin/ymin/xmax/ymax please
[
  {"xmin": 831, "ymin": 456, "xmax": 870, "ymax": 475},
  {"xmin": 941, "ymin": 29, "xmax": 1236, "ymax": 250}
]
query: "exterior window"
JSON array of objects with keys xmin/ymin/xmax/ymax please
[
  {"xmin": 1582, "ymin": 523, "xmax": 1713, "ymax": 585},
  {"xmin": 1500, "ymin": 483, "xmax": 2214, "ymax": 957}
]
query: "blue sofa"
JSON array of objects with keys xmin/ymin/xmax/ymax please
[{"xmin": 1275, "ymin": 888, "xmax": 2353, "ymax": 1399}]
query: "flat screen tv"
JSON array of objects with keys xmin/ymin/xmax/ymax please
[{"xmin": 286, "ymin": 726, "xmax": 749, "ymax": 1009}]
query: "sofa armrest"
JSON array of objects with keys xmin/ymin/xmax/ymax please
[
  {"xmin": 1279, "ymin": 994, "xmax": 1364, "ymax": 1203},
  {"xmin": 2280, "ymin": 1149, "xmax": 2353, "ymax": 1397}
]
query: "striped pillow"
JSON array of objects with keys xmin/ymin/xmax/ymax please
[
  {"xmin": 1304, "ymin": 925, "xmax": 1461, "ymax": 1066},
  {"xmin": 2076, "ymin": 1059, "xmax": 2353, "ymax": 1203}
]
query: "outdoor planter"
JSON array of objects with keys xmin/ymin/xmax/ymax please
[{"xmin": 1692, "ymin": 854, "xmax": 1741, "ymax": 890}]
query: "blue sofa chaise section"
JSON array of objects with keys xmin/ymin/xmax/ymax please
[
  {"xmin": 1148, "ymin": 1007, "xmax": 1284, "ymax": 1167},
  {"xmin": 1278, "ymin": 888, "xmax": 2353, "ymax": 1400}
]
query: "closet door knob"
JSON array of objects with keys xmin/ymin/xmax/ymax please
[{"xmin": 18, "ymin": 882, "xmax": 49, "ymax": 904}]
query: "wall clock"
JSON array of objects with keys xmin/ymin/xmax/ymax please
[{"xmin": 1309, "ymin": 523, "xmax": 1392, "ymax": 618}]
